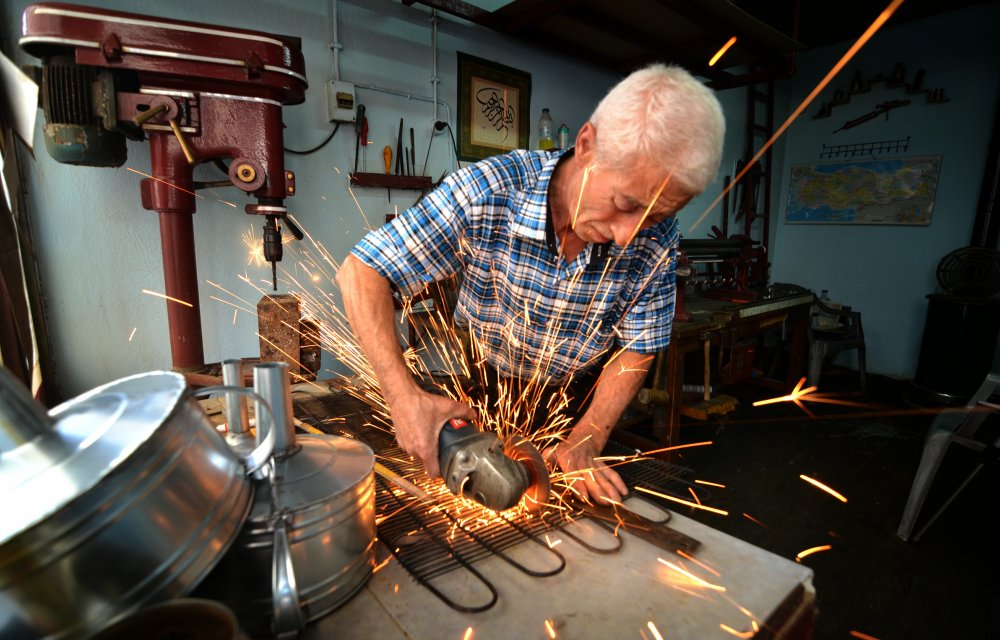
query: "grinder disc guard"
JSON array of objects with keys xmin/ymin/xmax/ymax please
[{"xmin": 506, "ymin": 436, "xmax": 550, "ymax": 512}]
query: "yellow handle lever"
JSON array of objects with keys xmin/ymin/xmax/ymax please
[{"xmin": 383, "ymin": 146, "xmax": 392, "ymax": 175}]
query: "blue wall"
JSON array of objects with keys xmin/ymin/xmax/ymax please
[
  {"xmin": 770, "ymin": 3, "xmax": 1000, "ymax": 378},
  {"xmin": 0, "ymin": 0, "xmax": 745, "ymax": 396}
]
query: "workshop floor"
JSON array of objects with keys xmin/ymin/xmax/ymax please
[{"xmin": 649, "ymin": 368, "xmax": 999, "ymax": 640}]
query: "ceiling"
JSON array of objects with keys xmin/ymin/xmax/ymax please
[{"xmin": 402, "ymin": 0, "xmax": 991, "ymax": 89}]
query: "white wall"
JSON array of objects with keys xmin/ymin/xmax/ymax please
[
  {"xmin": 770, "ymin": 4, "xmax": 1000, "ymax": 378},
  {"xmin": 1, "ymin": 0, "xmax": 748, "ymax": 397}
]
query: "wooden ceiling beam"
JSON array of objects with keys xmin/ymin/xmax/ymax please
[
  {"xmin": 493, "ymin": 0, "xmax": 582, "ymax": 34},
  {"xmin": 648, "ymin": 0, "xmax": 790, "ymax": 64},
  {"xmin": 401, "ymin": 0, "xmax": 491, "ymax": 23}
]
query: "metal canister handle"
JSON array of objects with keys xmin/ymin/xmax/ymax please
[
  {"xmin": 192, "ymin": 385, "xmax": 276, "ymax": 476},
  {"xmin": 272, "ymin": 515, "xmax": 305, "ymax": 639}
]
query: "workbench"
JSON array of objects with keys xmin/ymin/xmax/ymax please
[
  {"xmin": 637, "ymin": 292, "xmax": 813, "ymax": 449},
  {"xmin": 303, "ymin": 503, "xmax": 815, "ymax": 639}
]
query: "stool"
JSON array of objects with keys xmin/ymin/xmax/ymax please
[{"xmin": 897, "ymin": 372, "xmax": 1000, "ymax": 541}]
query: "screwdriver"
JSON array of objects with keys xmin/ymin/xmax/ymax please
[
  {"xmin": 360, "ymin": 116, "xmax": 368, "ymax": 171},
  {"xmin": 383, "ymin": 145, "xmax": 392, "ymax": 198},
  {"xmin": 353, "ymin": 104, "xmax": 366, "ymax": 174}
]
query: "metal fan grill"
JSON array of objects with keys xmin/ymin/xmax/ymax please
[{"xmin": 936, "ymin": 246, "xmax": 1000, "ymax": 298}]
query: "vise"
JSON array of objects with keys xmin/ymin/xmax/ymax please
[{"xmin": 20, "ymin": 2, "xmax": 308, "ymax": 372}]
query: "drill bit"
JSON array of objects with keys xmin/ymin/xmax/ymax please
[{"xmin": 262, "ymin": 215, "xmax": 282, "ymax": 291}]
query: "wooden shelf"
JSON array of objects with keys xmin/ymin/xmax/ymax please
[{"xmin": 349, "ymin": 172, "xmax": 433, "ymax": 190}]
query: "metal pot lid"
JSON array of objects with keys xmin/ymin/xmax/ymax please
[
  {"xmin": 253, "ymin": 434, "xmax": 373, "ymax": 517},
  {"xmin": 0, "ymin": 371, "xmax": 188, "ymax": 545}
]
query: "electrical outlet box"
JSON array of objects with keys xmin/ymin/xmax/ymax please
[{"xmin": 327, "ymin": 80, "xmax": 356, "ymax": 123}]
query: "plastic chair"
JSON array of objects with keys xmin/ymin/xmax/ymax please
[
  {"xmin": 897, "ymin": 372, "xmax": 1000, "ymax": 541},
  {"xmin": 767, "ymin": 283, "xmax": 867, "ymax": 393},
  {"xmin": 808, "ymin": 298, "xmax": 867, "ymax": 394}
]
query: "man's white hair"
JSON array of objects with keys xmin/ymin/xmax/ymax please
[{"xmin": 589, "ymin": 64, "xmax": 725, "ymax": 195}]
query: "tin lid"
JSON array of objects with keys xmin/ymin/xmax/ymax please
[
  {"xmin": 0, "ymin": 371, "xmax": 187, "ymax": 545},
  {"xmin": 250, "ymin": 434, "xmax": 374, "ymax": 518}
]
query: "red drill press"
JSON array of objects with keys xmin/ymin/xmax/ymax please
[{"xmin": 20, "ymin": 2, "xmax": 307, "ymax": 373}]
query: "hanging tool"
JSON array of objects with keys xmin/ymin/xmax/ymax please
[
  {"xmin": 353, "ymin": 104, "xmax": 366, "ymax": 173},
  {"xmin": 383, "ymin": 145, "xmax": 392, "ymax": 198},
  {"xmin": 360, "ymin": 115, "xmax": 368, "ymax": 172},
  {"xmin": 834, "ymin": 99, "xmax": 911, "ymax": 133},
  {"xmin": 395, "ymin": 118, "xmax": 404, "ymax": 175},
  {"xmin": 438, "ymin": 418, "xmax": 550, "ymax": 512},
  {"xmin": 410, "ymin": 127, "xmax": 416, "ymax": 175}
]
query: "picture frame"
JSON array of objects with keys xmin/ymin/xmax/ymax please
[{"xmin": 456, "ymin": 52, "xmax": 531, "ymax": 162}]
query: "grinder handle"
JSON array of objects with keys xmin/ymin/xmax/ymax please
[{"xmin": 438, "ymin": 418, "xmax": 482, "ymax": 470}]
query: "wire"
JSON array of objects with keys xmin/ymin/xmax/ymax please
[
  {"xmin": 445, "ymin": 123, "xmax": 460, "ymax": 169},
  {"xmin": 285, "ymin": 122, "xmax": 340, "ymax": 155}
]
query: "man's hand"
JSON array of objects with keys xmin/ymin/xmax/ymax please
[
  {"xmin": 388, "ymin": 387, "xmax": 475, "ymax": 477},
  {"xmin": 338, "ymin": 255, "xmax": 476, "ymax": 477},
  {"xmin": 549, "ymin": 436, "xmax": 628, "ymax": 505}
]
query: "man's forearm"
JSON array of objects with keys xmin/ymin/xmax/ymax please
[
  {"xmin": 336, "ymin": 254, "xmax": 418, "ymax": 404},
  {"xmin": 570, "ymin": 349, "xmax": 654, "ymax": 450}
]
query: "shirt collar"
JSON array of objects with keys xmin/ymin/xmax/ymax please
[{"xmin": 510, "ymin": 149, "xmax": 570, "ymax": 241}]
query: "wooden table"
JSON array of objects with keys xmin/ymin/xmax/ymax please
[{"xmin": 629, "ymin": 292, "xmax": 813, "ymax": 449}]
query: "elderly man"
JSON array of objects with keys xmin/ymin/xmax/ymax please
[{"xmin": 338, "ymin": 63, "xmax": 724, "ymax": 504}]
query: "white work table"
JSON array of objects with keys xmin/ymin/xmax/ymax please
[{"xmin": 304, "ymin": 502, "xmax": 815, "ymax": 640}]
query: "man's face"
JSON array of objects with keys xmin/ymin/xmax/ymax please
[{"xmin": 569, "ymin": 161, "xmax": 693, "ymax": 247}]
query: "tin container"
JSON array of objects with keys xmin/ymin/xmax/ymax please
[
  {"xmin": 0, "ymin": 369, "xmax": 269, "ymax": 639},
  {"xmin": 196, "ymin": 363, "xmax": 376, "ymax": 637}
]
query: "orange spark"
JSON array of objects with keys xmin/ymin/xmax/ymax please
[
  {"xmin": 635, "ymin": 485, "xmax": 729, "ymax": 515},
  {"xmin": 126, "ymin": 167, "xmax": 202, "ymax": 199},
  {"xmin": 752, "ymin": 377, "xmax": 817, "ymax": 407},
  {"xmin": 141, "ymin": 289, "xmax": 193, "ymax": 307},
  {"xmin": 463, "ymin": 626, "xmax": 474, "ymax": 640},
  {"xmin": 127, "ymin": 327, "xmax": 137, "ymax": 342},
  {"xmin": 687, "ymin": 487, "xmax": 702, "ymax": 505},
  {"xmin": 720, "ymin": 623, "xmax": 754, "ymax": 639},
  {"xmin": 624, "ymin": 173, "xmax": 674, "ymax": 246},
  {"xmin": 641, "ymin": 441, "xmax": 713, "ymax": 456},
  {"xmin": 743, "ymin": 513, "xmax": 768, "ymax": 527},
  {"xmin": 677, "ymin": 549, "xmax": 721, "ymax": 577},
  {"xmin": 752, "ymin": 377, "xmax": 876, "ymax": 417},
  {"xmin": 708, "ymin": 36, "xmax": 737, "ymax": 66},
  {"xmin": 796, "ymin": 544, "xmax": 832, "ymax": 561},
  {"xmin": 545, "ymin": 619, "xmax": 557, "ymax": 638},
  {"xmin": 695, "ymin": 479, "xmax": 725, "ymax": 488},
  {"xmin": 372, "ymin": 556, "xmax": 391, "ymax": 573},
  {"xmin": 571, "ymin": 165, "xmax": 594, "ymax": 230},
  {"xmin": 657, "ymin": 557, "xmax": 727, "ymax": 591},
  {"xmin": 394, "ymin": 583, "xmax": 399, "ymax": 593},
  {"xmin": 849, "ymin": 631, "xmax": 881, "ymax": 640},
  {"xmin": 689, "ymin": 0, "xmax": 907, "ymax": 234},
  {"xmin": 799, "ymin": 474, "xmax": 848, "ymax": 503},
  {"xmin": 647, "ymin": 621, "xmax": 665, "ymax": 640}
]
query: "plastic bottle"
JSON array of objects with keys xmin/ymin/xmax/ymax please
[
  {"xmin": 538, "ymin": 108, "xmax": 554, "ymax": 150},
  {"xmin": 557, "ymin": 123, "xmax": 570, "ymax": 150}
]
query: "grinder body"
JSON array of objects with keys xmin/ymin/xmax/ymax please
[{"xmin": 437, "ymin": 419, "xmax": 548, "ymax": 511}]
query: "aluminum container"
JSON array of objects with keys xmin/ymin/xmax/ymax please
[
  {"xmin": 197, "ymin": 362, "xmax": 376, "ymax": 638},
  {"xmin": 0, "ymin": 369, "xmax": 268, "ymax": 639}
]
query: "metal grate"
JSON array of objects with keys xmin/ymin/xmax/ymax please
[{"xmin": 294, "ymin": 390, "xmax": 700, "ymax": 612}]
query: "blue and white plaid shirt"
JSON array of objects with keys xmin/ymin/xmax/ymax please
[{"xmin": 353, "ymin": 149, "xmax": 677, "ymax": 383}]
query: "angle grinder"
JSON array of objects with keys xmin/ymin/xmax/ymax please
[{"xmin": 438, "ymin": 418, "xmax": 550, "ymax": 512}]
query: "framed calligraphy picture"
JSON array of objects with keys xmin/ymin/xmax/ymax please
[{"xmin": 457, "ymin": 52, "xmax": 531, "ymax": 162}]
